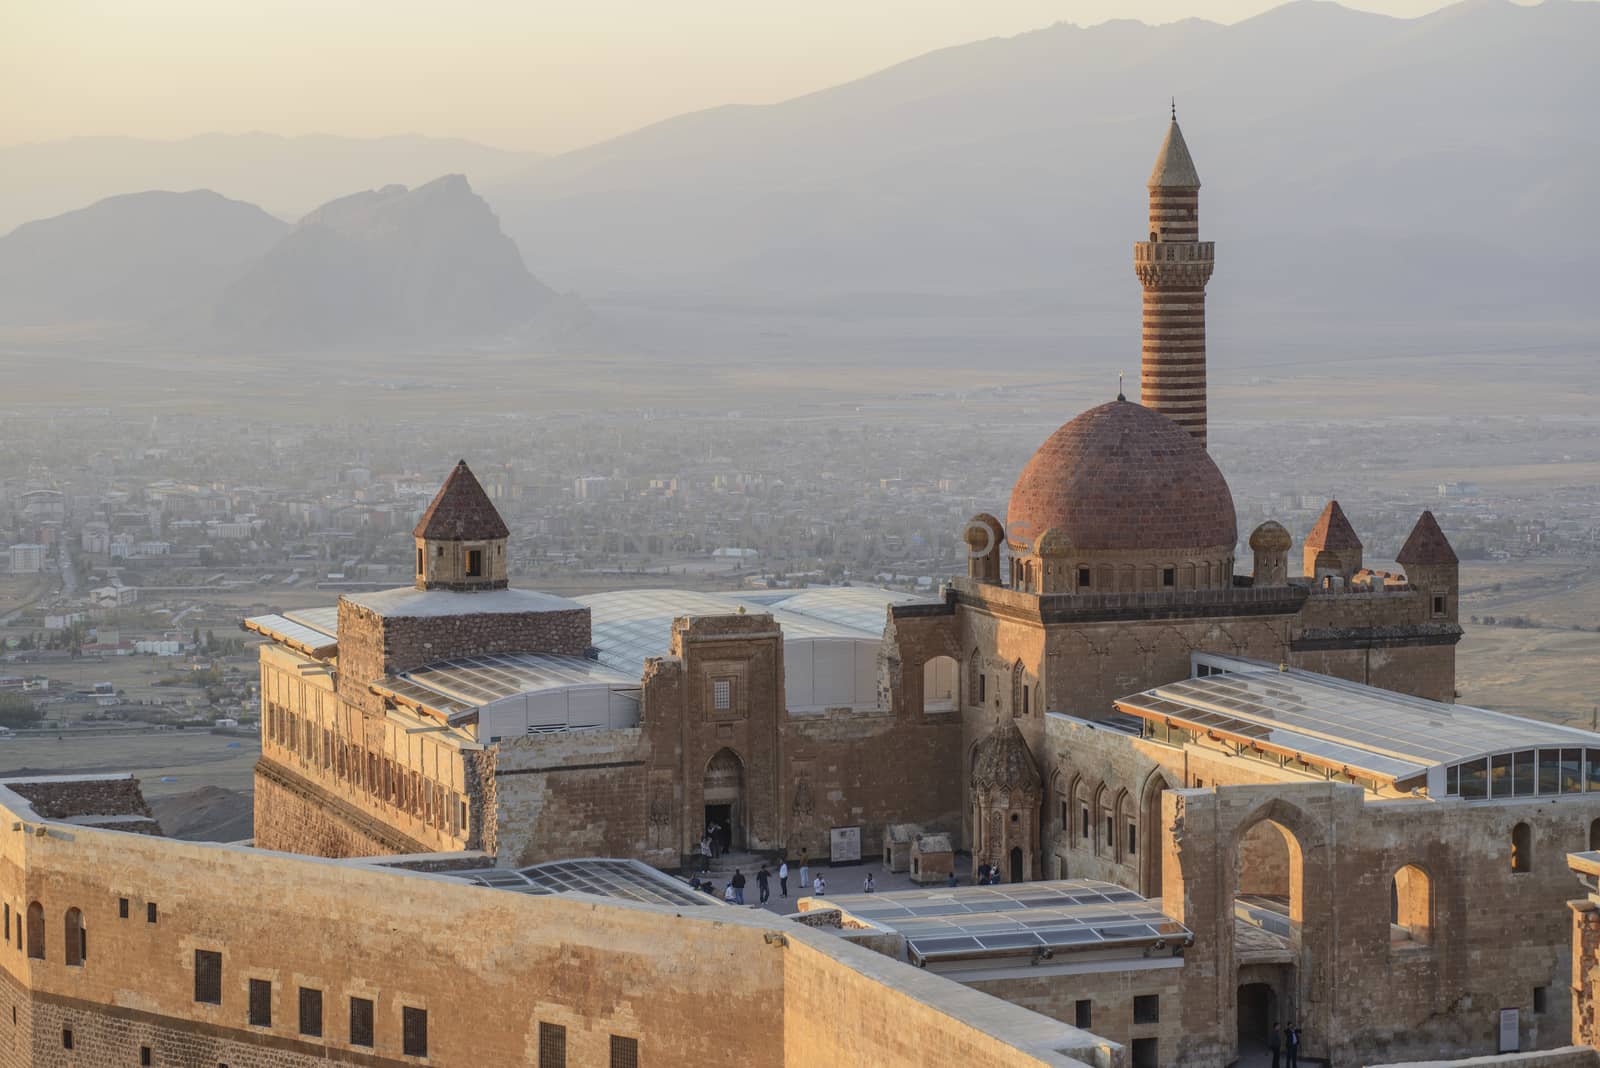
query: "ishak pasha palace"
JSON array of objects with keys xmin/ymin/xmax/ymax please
[{"xmin": 9, "ymin": 118, "xmax": 1600, "ymax": 1068}]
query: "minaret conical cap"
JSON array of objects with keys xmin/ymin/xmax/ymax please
[
  {"xmin": 1149, "ymin": 119, "xmax": 1202, "ymax": 190},
  {"xmin": 413, "ymin": 460, "xmax": 510, "ymax": 541}
]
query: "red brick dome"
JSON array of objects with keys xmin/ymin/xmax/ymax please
[{"xmin": 1006, "ymin": 400, "xmax": 1236, "ymax": 553}]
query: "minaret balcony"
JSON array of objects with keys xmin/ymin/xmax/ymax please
[{"xmin": 1134, "ymin": 240, "xmax": 1213, "ymax": 264}]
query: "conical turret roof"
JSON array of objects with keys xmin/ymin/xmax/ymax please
[
  {"xmin": 413, "ymin": 460, "xmax": 510, "ymax": 541},
  {"xmin": 1396, "ymin": 510, "xmax": 1458, "ymax": 566},
  {"xmin": 1149, "ymin": 119, "xmax": 1202, "ymax": 190},
  {"xmin": 1305, "ymin": 500, "xmax": 1361, "ymax": 551}
]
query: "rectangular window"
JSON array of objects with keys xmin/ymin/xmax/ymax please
[
  {"xmin": 194, "ymin": 950, "xmax": 222, "ymax": 1004},
  {"xmin": 1535, "ymin": 986, "xmax": 1549, "ymax": 1014},
  {"xmin": 712, "ymin": 678, "xmax": 732, "ymax": 711},
  {"xmin": 465, "ymin": 549, "xmax": 484, "ymax": 577},
  {"xmin": 1059, "ymin": 800, "xmax": 1067, "ymax": 832},
  {"xmin": 299, "ymin": 988, "xmax": 322, "ymax": 1037},
  {"xmin": 609, "ymin": 1035, "xmax": 640, "ymax": 1068},
  {"xmin": 1563, "ymin": 749, "xmax": 1583, "ymax": 794},
  {"xmin": 118, "ymin": 897, "xmax": 129, "ymax": 919},
  {"xmin": 979, "ymin": 674, "xmax": 986, "ymax": 702},
  {"xmin": 1080, "ymin": 805, "xmax": 1089, "ymax": 841},
  {"xmin": 1459, "ymin": 758, "xmax": 1489, "ymax": 800},
  {"xmin": 349, "ymin": 996, "xmax": 374, "ymax": 1047},
  {"xmin": 417, "ymin": 547, "xmax": 424, "ymax": 575},
  {"xmin": 538, "ymin": 1022, "xmax": 567, "ymax": 1068},
  {"xmin": 1104, "ymin": 814, "xmax": 1114, "ymax": 851},
  {"xmin": 1539, "ymin": 749, "xmax": 1561, "ymax": 794},
  {"xmin": 249, "ymin": 979, "xmax": 272, "ymax": 1027},
  {"xmin": 1074, "ymin": 999, "xmax": 1092, "ymax": 1029},
  {"xmin": 1514, "ymin": 750, "xmax": 1536, "ymax": 796},
  {"xmin": 1589, "ymin": 750, "xmax": 1600, "ymax": 793},
  {"xmin": 1491, "ymin": 752, "xmax": 1513, "ymax": 797},
  {"xmin": 1078, "ymin": 567, "xmax": 1091, "ymax": 588},
  {"xmin": 1432, "ymin": 594, "xmax": 1446, "ymax": 617},
  {"xmin": 1446, "ymin": 763, "xmax": 1459, "ymax": 795},
  {"xmin": 1162, "ymin": 567, "xmax": 1175, "ymax": 588},
  {"xmin": 141, "ymin": 1047, "xmax": 151, "ymax": 1066},
  {"xmin": 1127, "ymin": 823, "xmax": 1138, "ymax": 857},
  {"xmin": 1132, "ymin": 1037, "xmax": 1158, "ymax": 1068},
  {"xmin": 147, "ymin": 902, "xmax": 158, "ymax": 924},
  {"xmin": 1133, "ymin": 994, "xmax": 1160, "ymax": 1024},
  {"xmin": 62, "ymin": 1028, "xmax": 73, "ymax": 1050},
  {"xmin": 403, "ymin": 1007, "xmax": 428, "ymax": 1057}
]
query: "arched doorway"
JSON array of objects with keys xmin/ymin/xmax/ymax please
[
  {"xmin": 1009, "ymin": 846, "xmax": 1023, "ymax": 883},
  {"xmin": 703, "ymin": 748, "xmax": 745, "ymax": 853},
  {"xmin": 1236, "ymin": 982, "xmax": 1277, "ymax": 1056},
  {"xmin": 922, "ymin": 656, "xmax": 958, "ymax": 714}
]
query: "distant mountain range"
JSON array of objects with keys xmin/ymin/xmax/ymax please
[
  {"xmin": 0, "ymin": 133, "xmax": 541, "ymax": 235},
  {"xmin": 0, "ymin": 177, "xmax": 572, "ymax": 349},
  {"xmin": 0, "ymin": 0, "xmax": 1592, "ymax": 358},
  {"xmin": 476, "ymin": 0, "xmax": 1595, "ymax": 351}
]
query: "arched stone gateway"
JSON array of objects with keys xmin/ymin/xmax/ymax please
[{"xmin": 703, "ymin": 748, "xmax": 745, "ymax": 853}]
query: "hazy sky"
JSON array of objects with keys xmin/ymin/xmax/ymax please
[{"xmin": 2, "ymin": 0, "xmax": 1551, "ymax": 153}]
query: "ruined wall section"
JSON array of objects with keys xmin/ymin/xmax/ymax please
[
  {"xmin": 1163, "ymin": 784, "xmax": 1595, "ymax": 1068},
  {"xmin": 0, "ymin": 777, "xmax": 160, "ymax": 836},
  {"xmin": 488, "ymin": 729, "xmax": 658, "ymax": 868}
]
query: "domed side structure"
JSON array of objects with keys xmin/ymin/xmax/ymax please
[
  {"xmin": 970, "ymin": 722, "xmax": 1042, "ymax": 884},
  {"xmin": 1249, "ymin": 520, "xmax": 1292, "ymax": 587},
  {"xmin": 964, "ymin": 512, "xmax": 1005, "ymax": 585},
  {"xmin": 1005, "ymin": 399, "xmax": 1237, "ymax": 594}
]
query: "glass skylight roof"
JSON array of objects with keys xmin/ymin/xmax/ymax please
[
  {"xmin": 576, "ymin": 586, "xmax": 933, "ymax": 676},
  {"xmin": 374, "ymin": 652, "xmax": 636, "ymax": 713},
  {"xmin": 822, "ymin": 880, "xmax": 1189, "ymax": 964},
  {"xmin": 1118, "ymin": 657, "xmax": 1600, "ymax": 783},
  {"xmin": 282, "ymin": 605, "xmax": 339, "ymax": 638},
  {"xmin": 242, "ymin": 614, "xmax": 338, "ymax": 657},
  {"xmin": 447, "ymin": 858, "xmax": 715, "ymax": 908}
]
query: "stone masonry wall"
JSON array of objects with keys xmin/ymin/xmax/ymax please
[
  {"xmin": 3, "ymin": 778, "xmax": 156, "ymax": 823},
  {"xmin": 0, "ymin": 787, "xmax": 1092, "ymax": 1068},
  {"xmin": 252, "ymin": 763, "xmax": 424, "ymax": 858}
]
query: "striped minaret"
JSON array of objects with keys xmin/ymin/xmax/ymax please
[{"xmin": 1134, "ymin": 111, "xmax": 1215, "ymax": 447}]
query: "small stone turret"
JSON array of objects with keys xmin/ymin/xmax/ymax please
[
  {"xmin": 1249, "ymin": 520, "xmax": 1292, "ymax": 587},
  {"xmin": 1303, "ymin": 500, "xmax": 1362, "ymax": 582},
  {"xmin": 1397, "ymin": 510, "xmax": 1459, "ymax": 622},
  {"xmin": 413, "ymin": 460, "xmax": 510, "ymax": 591},
  {"xmin": 965, "ymin": 513, "xmax": 1004, "ymax": 585}
]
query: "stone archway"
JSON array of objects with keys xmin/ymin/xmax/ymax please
[
  {"xmin": 1138, "ymin": 770, "xmax": 1173, "ymax": 898},
  {"xmin": 703, "ymin": 748, "xmax": 745, "ymax": 853}
]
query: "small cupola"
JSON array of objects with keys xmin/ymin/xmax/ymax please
[{"xmin": 413, "ymin": 460, "xmax": 510, "ymax": 591}]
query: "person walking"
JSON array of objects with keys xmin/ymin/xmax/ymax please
[
  {"xmin": 731, "ymin": 869, "xmax": 747, "ymax": 905},
  {"xmin": 799, "ymin": 849, "xmax": 810, "ymax": 890},
  {"xmin": 813, "ymin": 873, "xmax": 826, "ymax": 896},
  {"xmin": 698, "ymin": 836, "xmax": 712, "ymax": 873},
  {"xmin": 1286, "ymin": 1024, "xmax": 1300, "ymax": 1068},
  {"xmin": 1268, "ymin": 1024, "xmax": 1282, "ymax": 1068},
  {"xmin": 756, "ymin": 866, "xmax": 771, "ymax": 905},
  {"xmin": 778, "ymin": 860, "xmax": 789, "ymax": 898},
  {"xmin": 863, "ymin": 873, "xmax": 876, "ymax": 893}
]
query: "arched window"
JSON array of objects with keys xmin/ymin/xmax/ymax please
[
  {"xmin": 1093, "ymin": 785, "xmax": 1112, "ymax": 857},
  {"xmin": 1072, "ymin": 777, "xmax": 1089, "ymax": 847},
  {"xmin": 64, "ymin": 908, "xmax": 84, "ymax": 966},
  {"xmin": 1114, "ymin": 789, "xmax": 1133, "ymax": 862},
  {"xmin": 1511, "ymin": 822, "xmax": 1532, "ymax": 873},
  {"xmin": 26, "ymin": 902, "xmax": 44, "ymax": 960},
  {"xmin": 1011, "ymin": 661, "xmax": 1026, "ymax": 719},
  {"xmin": 1390, "ymin": 865, "xmax": 1432, "ymax": 946}
]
